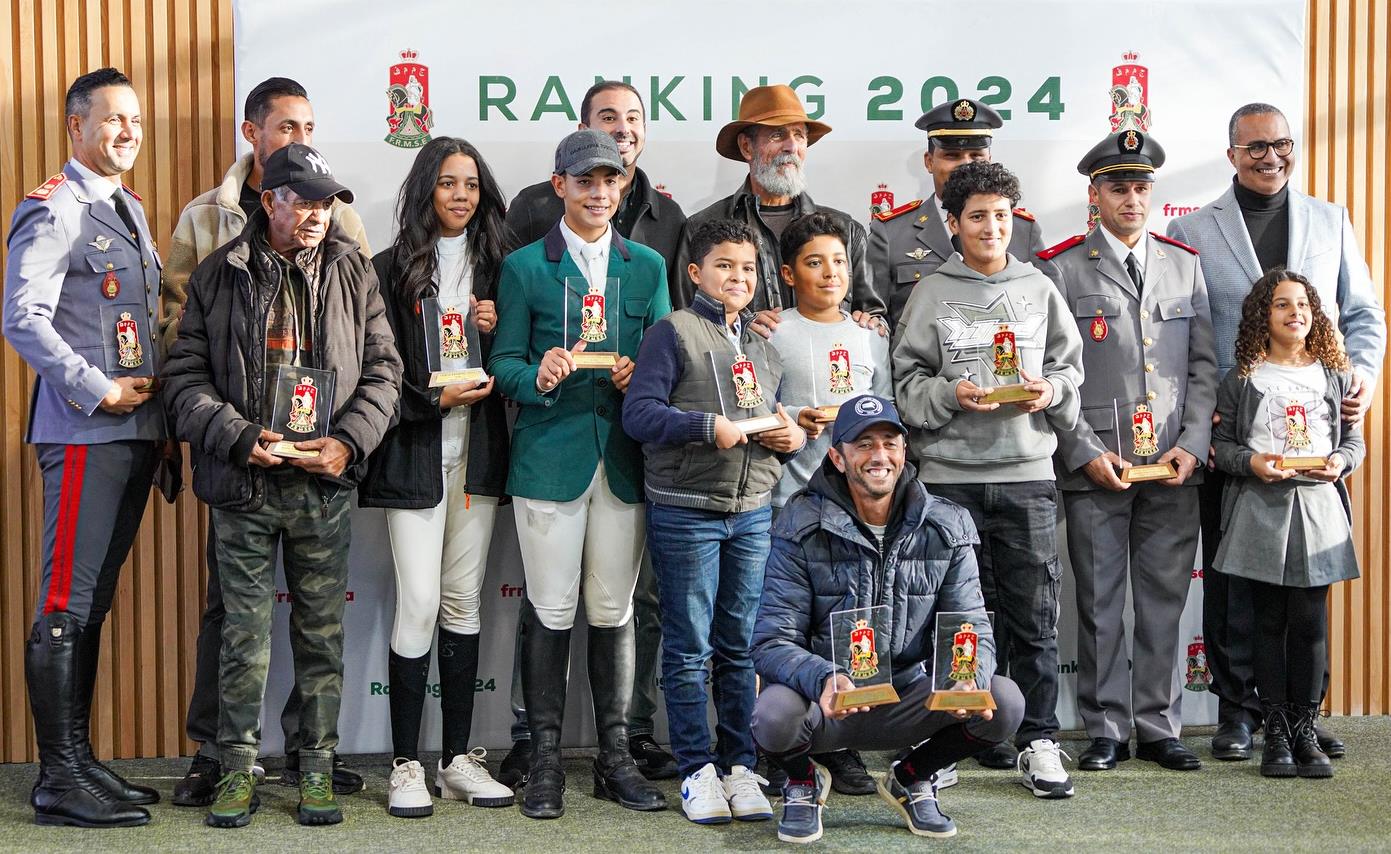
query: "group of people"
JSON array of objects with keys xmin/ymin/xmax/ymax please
[{"xmin": 2, "ymin": 64, "xmax": 1383, "ymax": 844}]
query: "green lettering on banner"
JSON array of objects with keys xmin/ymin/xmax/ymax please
[
  {"xmin": 866, "ymin": 76, "xmax": 904, "ymax": 121},
  {"xmin": 370, "ymin": 682, "xmax": 387, "ymax": 695},
  {"xmin": 920, "ymin": 76, "xmax": 959, "ymax": 113},
  {"xmin": 532, "ymin": 76, "xmax": 577, "ymax": 121},
  {"xmin": 1027, "ymin": 76, "xmax": 1065, "ymax": 120},
  {"xmin": 729, "ymin": 76, "xmax": 769, "ymax": 118},
  {"xmin": 789, "ymin": 75, "xmax": 824, "ymax": 120},
  {"xmin": 650, "ymin": 76, "xmax": 685, "ymax": 120},
  {"xmin": 702, "ymin": 76, "xmax": 713, "ymax": 121},
  {"xmin": 977, "ymin": 75, "xmax": 1012, "ymax": 120},
  {"xmin": 479, "ymin": 76, "xmax": 517, "ymax": 121}
]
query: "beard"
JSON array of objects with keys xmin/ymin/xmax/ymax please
[{"xmin": 752, "ymin": 152, "xmax": 806, "ymax": 198}]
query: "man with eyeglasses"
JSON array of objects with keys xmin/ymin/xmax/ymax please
[{"xmin": 1167, "ymin": 102, "xmax": 1385, "ymax": 764}]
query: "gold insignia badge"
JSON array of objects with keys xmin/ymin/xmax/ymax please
[
  {"xmin": 905, "ymin": 247, "xmax": 929, "ymax": 260},
  {"xmin": 952, "ymin": 99, "xmax": 976, "ymax": 122}
]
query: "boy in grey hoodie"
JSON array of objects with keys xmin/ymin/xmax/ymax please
[{"xmin": 892, "ymin": 162, "xmax": 1083, "ymax": 799}]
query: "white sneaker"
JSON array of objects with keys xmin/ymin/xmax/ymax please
[
  {"xmin": 388, "ymin": 757, "xmax": 434, "ymax": 818},
  {"xmin": 723, "ymin": 765, "xmax": 772, "ymax": 821},
  {"xmin": 435, "ymin": 748, "xmax": 516, "ymax": 807},
  {"xmin": 935, "ymin": 762, "xmax": 959, "ymax": 789},
  {"xmin": 681, "ymin": 763, "xmax": 732, "ymax": 824},
  {"xmin": 1017, "ymin": 739, "xmax": 1075, "ymax": 799}
]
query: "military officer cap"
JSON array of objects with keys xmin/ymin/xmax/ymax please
[
  {"xmin": 914, "ymin": 98, "xmax": 1003, "ymax": 149},
  {"xmin": 1078, "ymin": 129, "xmax": 1166, "ymax": 182}
]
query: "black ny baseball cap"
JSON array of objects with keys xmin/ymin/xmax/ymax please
[{"xmin": 262, "ymin": 143, "xmax": 355, "ymax": 202}]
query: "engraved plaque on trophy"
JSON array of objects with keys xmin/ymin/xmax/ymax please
[
  {"xmin": 266, "ymin": 365, "xmax": 336, "ymax": 459},
  {"xmin": 979, "ymin": 323, "xmax": 1041, "ymax": 404},
  {"xmin": 710, "ymin": 350, "xmax": 782, "ymax": 435},
  {"xmin": 927, "ymin": 611, "xmax": 998, "ymax": 712},
  {"xmin": 564, "ymin": 276, "xmax": 621, "ymax": 369},
  {"xmin": 99, "ymin": 303, "xmax": 158, "ymax": 391},
  {"xmin": 1115, "ymin": 398, "xmax": 1177, "ymax": 482},
  {"xmin": 809, "ymin": 339, "xmax": 859, "ymax": 422},
  {"xmin": 1274, "ymin": 397, "xmax": 1327, "ymax": 471},
  {"xmin": 829, "ymin": 604, "xmax": 901, "ymax": 711},
  {"xmin": 421, "ymin": 297, "xmax": 487, "ymax": 388}
]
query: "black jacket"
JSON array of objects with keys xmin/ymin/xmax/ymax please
[
  {"xmin": 675, "ymin": 179, "xmax": 885, "ymax": 318},
  {"xmin": 504, "ymin": 166, "xmax": 686, "ymax": 303},
  {"xmin": 357, "ymin": 246, "xmax": 511, "ymax": 509},
  {"xmin": 163, "ymin": 213, "xmax": 401, "ymax": 511}
]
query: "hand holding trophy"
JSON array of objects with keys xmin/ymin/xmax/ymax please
[{"xmin": 927, "ymin": 612, "xmax": 998, "ymax": 712}]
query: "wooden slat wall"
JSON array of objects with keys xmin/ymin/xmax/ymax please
[
  {"xmin": 1309, "ymin": 0, "xmax": 1390, "ymax": 717},
  {"xmin": 0, "ymin": 0, "xmax": 234, "ymax": 762},
  {"xmin": 0, "ymin": 1, "xmax": 1385, "ymax": 761}
]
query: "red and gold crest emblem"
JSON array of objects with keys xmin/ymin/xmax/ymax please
[
  {"xmin": 1284, "ymin": 403, "xmax": 1311, "ymax": 450},
  {"xmin": 287, "ymin": 376, "xmax": 319, "ymax": 434},
  {"xmin": 1109, "ymin": 51, "xmax": 1152, "ymax": 132},
  {"xmin": 992, "ymin": 324, "xmax": 1018, "ymax": 377},
  {"xmin": 948, "ymin": 622, "xmax": 979, "ymax": 683},
  {"xmin": 870, "ymin": 183, "xmax": 894, "ymax": 217},
  {"xmin": 731, "ymin": 354, "xmax": 765, "ymax": 409},
  {"xmin": 952, "ymin": 99, "xmax": 976, "ymax": 122},
  {"xmin": 440, "ymin": 306, "xmax": 468, "ymax": 360},
  {"xmin": 385, "ymin": 49, "xmax": 434, "ymax": 149},
  {"xmin": 580, "ymin": 289, "xmax": 607, "ymax": 343},
  {"xmin": 1132, "ymin": 403, "xmax": 1158, "ymax": 457},
  {"xmin": 101, "ymin": 271, "xmax": 120, "ymax": 299},
  {"xmin": 848, "ymin": 619, "xmax": 879, "ymax": 680},
  {"xmin": 1185, "ymin": 638, "xmax": 1212, "ymax": 692},
  {"xmin": 1089, "ymin": 316, "xmax": 1108, "ymax": 342},
  {"xmin": 828, "ymin": 345, "xmax": 854, "ymax": 395},
  {"xmin": 115, "ymin": 311, "xmax": 143, "ymax": 369}
]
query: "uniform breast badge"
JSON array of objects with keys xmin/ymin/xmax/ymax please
[
  {"xmin": 1090, "ymin": 316, "xmax": 1109, "ymax": 342},
  {"xmin": 101, "ymin": 271, "xmax": 120, "ymax": 299}
]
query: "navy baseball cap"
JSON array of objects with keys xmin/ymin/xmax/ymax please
[
  {"xmin": 262, "ymin": 143, "xmax": 354, "ymax": 202},
  {"xmin": 831, "ymin": 395, "xmax": 908, "ymax": 445}
]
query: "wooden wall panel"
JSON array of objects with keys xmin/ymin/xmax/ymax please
[{"xmin": 0, "ymin": 0, "xmax": 1384, "ymax": 761}]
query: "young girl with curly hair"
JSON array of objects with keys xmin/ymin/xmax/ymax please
[{"xmin": 1211, "ymin": 268, "xmax": 1363, "ymax": 780}]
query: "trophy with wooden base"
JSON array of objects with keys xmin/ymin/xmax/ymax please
[
  {"xmin": 421, "ymin": 297, "xmax": 487, "ymax": 388},
  {"xmin": 710, "ymin": 350, "xmax": 782, "ymax": 435},
  {"xmin": 565, "ymin": 276, "xmax": 621, "ymax": 369},
  {"xmin": 829, "ymin": 604, "xmax": 901, "ymax": 711},
  {"xmin": 1114, "ymin": 399, "xmax": 1177, "ymax": 482},
  {"xmin": 979, "ymin": 323, "xmax": 1041, "ymax": 404},
  {"xmin": 809, "ymin": 338, "xmax": 860, "ymax": 422},
  {"xmin": 927, "ymin": 611, "xmax": 997, "ymax": 712},
  {"xmin": 1274, "ymin": 397, "xmax": 1329, "ymax": 470},
  {"xmin": 100, "ymin": 303, "xmax": 158, "ymax": 392},
  {"xmin": 266, "ymin": 365, "xmax": 337, "ymax": 458}
]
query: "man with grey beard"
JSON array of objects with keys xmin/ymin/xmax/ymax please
[{"xmin": 675, "ymin": 85, "xmax": 885, "ymax": 330}]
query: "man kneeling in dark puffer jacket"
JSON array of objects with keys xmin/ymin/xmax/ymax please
[{"xmin": 750, "ymin": 395, "xmax": 1024, "ymax": 844}]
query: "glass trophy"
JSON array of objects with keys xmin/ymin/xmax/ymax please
[
  {"xmin": 563, "ymin": 276, "xmax": 620, "ymax": 369},
  {"xmin": 828, "ymin": 604, "xmax": 900, "ymax": 711},
  {"xmin": 709, "ymin": 350, "xmax": 782, "ymax": 435},
  {"xmin": 979, "ymin": 322, "xmax": 1040, "ymax": 404},
  {"xmin": 927, "ymin": 611, "xmax": 998, "ymax": 712},
  {"xmin": 1113, "ymin": 398, "xmax": 1177, "ymax": 482},
  {"xmin": 808, "ymin": 338, "xmax": 859, "ymax": 422},
  {"xmin": 420, "ymin": 297, "xmax": 487, "ymax": 388},
  {"xmin": 99, "ymin": 304, "xmax": 157, "ymax": 391},
  {"xmin": 266, "ymin": 364, "xmax": 336, "ymax": 459},
  {"xmin": 1273, "ymin": 396, "xmax": 1327, "ymax": 471}
]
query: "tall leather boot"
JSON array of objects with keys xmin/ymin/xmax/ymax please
[
  {"xmin": 1288, "ymin": 703, "xmax": 1333, "ymax": 779},
  {"xmin": 520, "ymin": 611, "xmax": 571, "ymax": 819},
  {"xmin": 26, "ymin": 612, "xmax": 150, "ymax": 827},
  {"xmin": 588, "ymin": 621, "xmax": 666, "ymax": 811},
  {"xmin": 72, "ymin": 620, "xmax": 159, "ymax": 805},
  {"xmin": 1258, "ymin": 702, "xmax": 1296, "ymax": 778}
]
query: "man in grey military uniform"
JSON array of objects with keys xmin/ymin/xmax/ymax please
[
  {"xmin": 2, "ymin": 67, "xmax": 165, "ymax": 828},
  {"xmin": 870, "ymin": 98, "xmax": 1058, "ymax": 333},
  {"xmin": 1041, "ymin": 129, "xmax": 1216, "ymax": 773}
]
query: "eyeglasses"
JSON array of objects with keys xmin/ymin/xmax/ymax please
[{"xmin": 1231, "ymin": 138, "xmax": 1295, "ymax": 159}]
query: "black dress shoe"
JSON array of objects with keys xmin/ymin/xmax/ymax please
[
  {"xmin": 757, "ymin": 756, "xmax": 786, "ymax": 796},
  {"xmin": 1136, "ymin": 738, "xmax": 1202, "ymax": 771},
  {"xmin": 173, "ymin": 754, "xmax": 221, "ymax": 807},
  {"xmin": 975, "ymin": 741, "xmax": 1018, "ymax": 769},
  {"xmin": 628, "ymin": 734, "xmax": 678, "ymax": 781},
  {"xmin": 498, "ymin": 739, "xmax": 533, "ymax": 789},
  {"xmin": 1078, "ymin": 738, "xmax": 1131, "ymax": 771},
  {"xmin": 1211, "ymin": 721, "xmax": 1253, "ymax": 761},
  {"xmin": 1315, "ymin": 724, "xmax": 1345, "ymax": 759},
  {"xmin": 814, "ymin": 749, "xmax": 876, "ymax": 795}
]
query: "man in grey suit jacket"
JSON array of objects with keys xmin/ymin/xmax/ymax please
[
  {"xmin": 2, "ymin": 67, "xmax": 165, "ymax": 828},
  {"xmin": 1167, "ymin": 102, "xmax": 1386, "ymax": 762},
  {"xmin": 1045, "ymin": 130, "xmax": 1215, "ymax": 773}
]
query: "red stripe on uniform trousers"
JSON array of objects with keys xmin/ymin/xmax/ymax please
[{"xmin": 43, "ymin": 444, "xmax": 87, "ymax": 614}]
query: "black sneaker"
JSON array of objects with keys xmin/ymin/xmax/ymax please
[
  {"xmin": 174, "ymin": 754, "xmax": 222, "ymax": 807},
  {"xmin": 280, "ymin": 753, "xmax": 364, "ymax": 795},
  {"xmin": 757, "ymin": 756, "xmax": 787, "ymax": 796},
  {"xmin": 629, "ymin": 734, "xmax": 678, "ymax": 780},
  {"xmin": 815, "ymin": 749, "xmax": 877, "ymax": 795},
  {"xmin": 976, "ymin": 741, "xmax": 1018, "ymax": 769},
  {"xmin": 497, "ymin": 739, "xmax": 533, "ymax": 790}
]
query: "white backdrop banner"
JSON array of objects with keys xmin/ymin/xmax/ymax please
[{"xmin": 233, "ymin": 0, "xmax": 1307, "ymax": 755}]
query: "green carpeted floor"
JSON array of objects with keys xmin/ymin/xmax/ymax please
[{"xmin": 2, "ymin": 719, "xmax": 1389, "ymax": 852}]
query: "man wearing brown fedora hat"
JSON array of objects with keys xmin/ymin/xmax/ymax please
[{"xmin": 676, "ymin": 84, "xmax": 885, "ymax": 338}]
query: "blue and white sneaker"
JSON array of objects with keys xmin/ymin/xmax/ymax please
[
  {"xmin": 1017, "ymin": 739, "xmax": 1075, "ymax": 799},
  {"xmin": 878, "ymin": 766, "xmax": 956, "ymax": 838},
  {"xmin": 776, "ymin": 764, "xmax": 831, "ymax": 844},
  {"xmin": 681, "ymin": 763, "xmax": 731, "ymax": 824}
]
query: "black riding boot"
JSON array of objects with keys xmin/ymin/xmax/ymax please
[
  {"xmin": 437, "ymin": 628, "xmax": 481, "ymax": 765},
  {"xmin": 1258, "ymin": 702, "xmax": 1296, "ymax": 778},
  {"xmin": 387, "ymin": 647, "xmax": 431, "ymax": 761},
  {"xmin": 1287, "ymin": 703, "xmax": 1333, "ymax": 779},
  {"xmin": 72, "ymin": 620, "xmax": 160, "ymax": 805},
  {"xmin": 589, "ymin": 621, "xmax": 666, "ymax": 811},
  {"xmin": 520, "ymin": 611, "xmax": 571, "ymax": 819},
  {"xmin": 26, "ymin": 613, "xmax": 150, "ymax": 827}
]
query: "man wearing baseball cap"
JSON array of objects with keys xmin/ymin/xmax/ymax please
[
  {"xmin": 675, "ymin": 84, "xmax": 885, "ymax": 326},
  {"xmin": 750, "ymin": 394, "xmax": 1023, "ymax": 843},
  {"xmin": 164, "ymin": 141, "xmax": 401, "ymax": 828}
]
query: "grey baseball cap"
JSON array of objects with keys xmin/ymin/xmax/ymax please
[{"xmin": 553, "ymin": 129, "xmax": 626, "ymax": 176}]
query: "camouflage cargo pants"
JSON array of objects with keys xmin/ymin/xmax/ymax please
[{"xmin": 211, "ymin": 471, "xmax": 352, "ymax": 776}]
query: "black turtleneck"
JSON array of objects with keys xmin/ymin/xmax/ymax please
[{"xmin": 1232, "ymin": 177, "xmax": 1289, "ymax": 274}]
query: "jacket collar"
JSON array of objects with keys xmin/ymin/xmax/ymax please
[
  {"xmin": 626, "ymin": 167, "xmax": 666, "ymax": 221},
  {"xmin": 691, "ymin": 289, "xmax": 755, "ymax": 328},
  {"xmin": 543, "ymin": 219, "xmax": 632, "ymax": 263},
  {"xmin": 807, "ymin": 456, "xmax": 926, "ymax": 547},
  {"xmin": 226, "ymin": 208, "xmax": 356, "ymax": 274},
  {"xmin": 731, "ymin": 177, "xmax": 817, "ymax": 217},
  {"xmin": 215, "ymin": 153, "xmax": 256, "ymax": 214}
]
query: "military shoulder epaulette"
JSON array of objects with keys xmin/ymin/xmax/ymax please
[
  {"xmin": 1012, "ymin": 207, "xmax": 1036, "ymax": 222},
  {"xmin": 1151, "ymin": 232, "xmax": 1198, "ymax": 255},
  {"xmin": 122, "ymin": 184, "xmax": 142, "ymax": 202},
  {"xmin": 1037, "ymin": 233, "xmax": 1086, "ymax": 261},
  {"xmin": 26, "ymin": 173, "xmax": 67, "ymax": 201},
  {"xmin": 873, "ymin": 198, "xmax": 924, "ymax": 222}
]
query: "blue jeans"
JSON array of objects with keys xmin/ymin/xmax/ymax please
[{"xmin": 647, "ymin": 501, "xmax": 771, "ymax": 779}]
